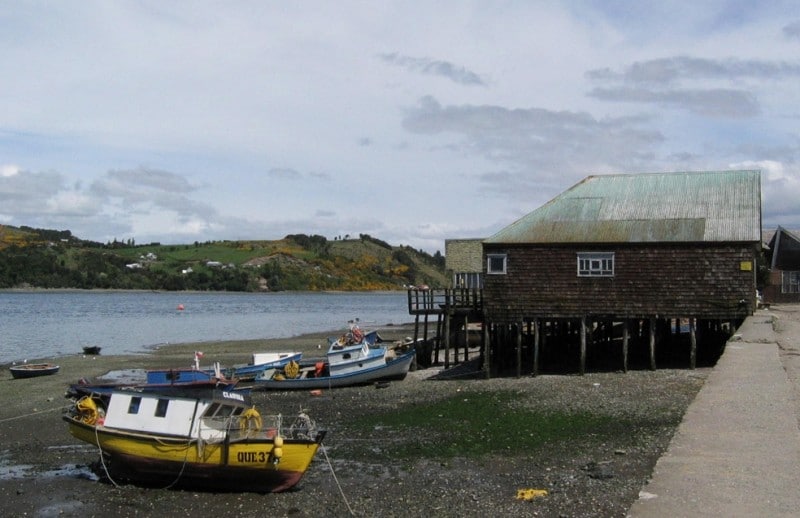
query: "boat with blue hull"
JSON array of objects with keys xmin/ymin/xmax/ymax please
[
  {"xmin": 250, "ymin": 320, "xmax": 414, "ymax": 390},
  {"xmin": 146, "ymin": 351, "xmax": 302, "ymax": 385},
  {"xmin": 251, "ymin": 344, "xmax": 415, "ymax": 390}
]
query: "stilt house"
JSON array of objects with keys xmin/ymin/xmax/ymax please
[
  {"xmin": 763, "ymin": 226, "xmax": 800, "ymax": 303},
  {"xmin": 481, "ymin": 170, "xmax": 762, "ymax": 375}
]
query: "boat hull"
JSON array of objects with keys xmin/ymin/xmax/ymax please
[
  {"xmin": 252, "ymin": 350, "xmax": 415, "ymax": 390},
  {"xmin": 64, "ymin": 418, "xmax": 324, "ymax": 493},
  {"xmin": 10, "ymin": 363, "xmax": 59, "ymax": 379}
]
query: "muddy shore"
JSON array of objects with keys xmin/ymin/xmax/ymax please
[{"xmin": 0, "ymin": 322, "xmax": 711, "ymax": 517}]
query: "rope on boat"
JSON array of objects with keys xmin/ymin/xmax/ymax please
[
  {"xmin": 93, "ymin": 423, "xmax": 121, "ymax": 488},
  {"xmin": 321, "ymin": 444, "xmax": 355, "ymax": 516}
]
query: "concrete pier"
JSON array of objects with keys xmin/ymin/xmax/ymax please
[{"xmin": 628, "ymin": 308, "xmax": 800, "ymax": 517}]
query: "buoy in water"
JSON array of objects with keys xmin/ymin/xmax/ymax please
[{"xmin": 177, "ymin": 304, "xmax": 185, "ymax": 311}]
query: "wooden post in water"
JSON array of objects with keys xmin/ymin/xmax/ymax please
[
  {"xmin": 580, "ymin": 316, "xmax": 587, "ymax": 375},
  {"xmin": 622, "ymin": 319, "xmax": 630, "ymax": 373},
  {"xmin": 689, "ymin": 317, "xmax": 697, "ymax": 369},
  {"xmin": 444, "ymin": 305, "xmax": 451, "ymax": 369},
  {"xmin": 463, "ymin": 314, "xmax": 469, "ymax": 363},
  {"xmin": 649, "ymin": 317, "xmax": 656, "ymax": 370},
  {"xmin": 533, "ymin": 318, "xmax": 540, "ymax": 376},
  {"xmin": 483, "ymin": 319, "xmax": 491, "ymax": 379},
  {"xmin": 516, "ymin": 322, "xmax": 522, "ymax": 378},
  {"xmin": 436, "ymin": 313, "xmax": 444, "ymax": 365}
]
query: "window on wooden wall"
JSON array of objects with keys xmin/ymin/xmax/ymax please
[
  {"xmin": 487, "ymin": 254, "xmax": 507, "ymax": 275},
  {"xmin": 782, "ymin": 271, "xmax": 800, "ymax": 293},
  {"xmin": 577, "ymin": 252, "xmax": 614, "ymax": 277}
]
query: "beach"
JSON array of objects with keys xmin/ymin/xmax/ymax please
[{"xmin": 6, "ymin": 310, "xmax": 795, "ymax": 517}]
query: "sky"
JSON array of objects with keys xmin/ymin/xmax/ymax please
[{"xmin": 1, "ymin": 1, "xmax": 799, "ymax": 254}]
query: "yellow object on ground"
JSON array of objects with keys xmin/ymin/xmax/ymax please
[{"xmin": 516, "ymin": 488, "xmax": 548, "ymax": 501}]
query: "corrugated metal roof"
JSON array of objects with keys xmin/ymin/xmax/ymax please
[{"xmin": 485, "ymin": 170, "xmax": 761, "ymax": 244}]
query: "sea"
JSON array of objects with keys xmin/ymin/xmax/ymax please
[{"xmin": 0, "ymin": 291, "xmax": 413, "ymax": 365}]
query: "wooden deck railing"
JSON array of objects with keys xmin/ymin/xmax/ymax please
[{"xmin": 406, "ymin": 288, "xmax": 483, "ymax": 315}]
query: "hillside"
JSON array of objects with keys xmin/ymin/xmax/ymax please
[{"xmin": 0, "ymin": 226, "xmax": 447, "ymax": 291}]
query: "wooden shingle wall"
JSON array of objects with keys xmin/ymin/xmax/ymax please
[{"xmin": 483, "ymin": 243, "xmax": 757, "ymax": 323}]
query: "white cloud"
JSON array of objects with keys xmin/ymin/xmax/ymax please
[{"xmin": 1, "ymin": 164, "xmax": 19, "ymax": 177}]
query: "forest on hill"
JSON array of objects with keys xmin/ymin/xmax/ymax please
[{"xmin": 0, "ymin": 225, "xmax": 447, "ymax": 292}]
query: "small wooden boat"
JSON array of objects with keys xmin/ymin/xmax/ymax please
[
  {"xmin": 10, "ymin": 363, "xmax": 60, "ymax": 379},
  {"xmin": 63, "ymin": 387, "xmax": 325, "ymax": 492}
]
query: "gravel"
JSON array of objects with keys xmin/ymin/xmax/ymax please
[{"xmin": 0, "ymin": 325, "xmax": 708, "ymax": 517}]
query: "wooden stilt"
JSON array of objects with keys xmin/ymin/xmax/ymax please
[
  {"xmin": 483, "ymin": 319, "xmax": 491, "ymax": 379},
  {"xmin": 649, "ymin": 317, "xmax": 656, "ymax": 370},
  {"xmin": 533, "ymin": 318, "xmax": 540, "ymax": 376},
  {"xmin": 580, "ymin": 316, "xmax": 587, "ymax": 375},
  {"xmin": 464, "ymin": 314, "xmax": 469, "ymax": 362},
  {"xmin": 622, "ymin": 319, "xmax": 630, "ymax": 373},
  {"xmin": 516, "ymin": 322, "xmax": 522, "ymax": 378},
  {"xmin": 690, "ymin": 317, "xmax": 697, "ymax": 369},
  {"xmin": 444, "ymin": 307, "xmax": 451, "ymax": 369}
]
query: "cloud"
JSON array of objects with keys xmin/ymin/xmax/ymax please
[
  {"xmin": 402, "ymin": 95, "xmax": 663, "ymax": 189},
  {"xmin": 784, "ymin": 20, "xmax": 800, "ymax": 40},
  {"xmin": 267, "ymin": 167, "xmax": 302, "ymax": 180},
  {"xmin": 90, "ymin": 167, "xmax": 213, "ymax": 218},
  {"xmin": 734, "ymin": 160, "xmax": 800, "ymax": 226},
  {"xmin": 1, "ymin": 164, "xmax": 20, "ymax": 177},
  {"xmin": 379, "ymin": 52, "xmax": 486, "ymax": 86},
  {"xmin": 588, "ymin": 86, "xmax": 759, "ymax": 117},
  {"xmin": 0, "ymin": 169, "xmax": 65, "ymax": 209},
  {"xmin": 585, "ymin": 56, "xmax": 800, "ymax": 117},
  {"xmin": 587, "ymin": 56, "xmax": 800, "ymax": 84}
]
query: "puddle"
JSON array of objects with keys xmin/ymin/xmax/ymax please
[
  {"xmin": 0, "ymin": 450, "xmax": 33, "ymax": 479},
  {"xmin": 0, "ymin": 448, "xmax": 99, "ymax": 481},
  {"xmin": 41, "ymin": 463, "xmax": 99, "ymax": 481}
]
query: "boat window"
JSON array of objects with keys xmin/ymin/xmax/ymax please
[
  {"xmin": 204, "ymin": 403, "xmax": 221, "ymax": 418},
  {"xmin": 128, "ymin": 397, "xmax": 141, "ymax": 414},
  {"xmin": 343, "ymin": 353, "xmax": 351, "ymax": 360},
  {"xmin": 155, "ymin": 398, "xmax": 169, "ymax": 418}
]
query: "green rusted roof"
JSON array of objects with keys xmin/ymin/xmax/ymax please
[{"xmin": 485, "ymin": 170, "xmax": 761, "ymax": 244}]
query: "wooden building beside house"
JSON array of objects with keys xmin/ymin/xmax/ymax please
[
  {"xmin": 445, "ymin": 238, "xmax": 484, "ymax": 288},
  {"xmin": 481, "ymin": 170, "xmax": 762, "ymax": 376},
  {"xmin": 763, "ymin": 226, "xmax": 800, "ymax": 303}
]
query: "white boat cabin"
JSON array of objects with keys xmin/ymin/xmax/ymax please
[
  {"xmin": 327, "ymin": 342, "xmax": 387, "ymax": 375},
  {"xmin": 101, "ymin": 390, "xmax": 248, "ymax": 441}
]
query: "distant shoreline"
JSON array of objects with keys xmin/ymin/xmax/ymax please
[{"xmin": 0, "ymin": 287, "xmax": 408, "ymax": 294}]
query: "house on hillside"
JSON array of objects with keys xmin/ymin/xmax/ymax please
[
  {"xmin": 763, "ymin": 226, "xmax": 800, "ymax": 303},
  {"xmin": 481, "ymin": 170, "xmax": 762, "ymax": 375}
]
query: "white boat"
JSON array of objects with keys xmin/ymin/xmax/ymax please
[{"xmin": 252, "ymin": 342, "xmax": 415, "ymax": 390}]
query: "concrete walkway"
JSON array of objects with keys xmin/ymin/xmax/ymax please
[{"xmin": 628, "ymin": 310, "xmax": 800, "ymax": 517}]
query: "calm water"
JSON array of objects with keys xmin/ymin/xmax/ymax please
[{"xmin": 0, "ymin": 291, "xmax": 413, "ymax": 364}]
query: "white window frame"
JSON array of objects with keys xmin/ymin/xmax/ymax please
[
  {"xmin": 577, "ymin": 252, "xmax": 615, "ymax": 277},
  {"xmin": 487, "ymin": 254, "xmax": 507, "ymax": 275}
]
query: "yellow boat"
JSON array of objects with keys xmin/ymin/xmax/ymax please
[{"xmin": 63, "ymin": 387, "xmax": 325, "ymax": 492}]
